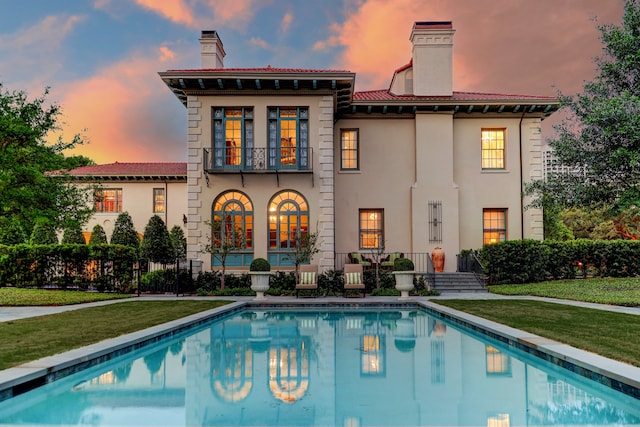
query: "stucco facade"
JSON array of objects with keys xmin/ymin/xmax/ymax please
[
  {"xmin": 158, "ymin": 22, "xmax": 558, "ymax": 272},
  {"xmin": 64, "ymin": 163, "xmax": 187, "ymax": 241}
]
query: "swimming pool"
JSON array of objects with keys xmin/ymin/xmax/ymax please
[{"xmin": 0, "ymin": 303, "xmax": 639, "ymax": 426}]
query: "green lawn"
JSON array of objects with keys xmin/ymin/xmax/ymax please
[
  {"xmin": 0, "ymin": 300, "xmax": 231, "ymax": 370},
  {"xmin": 0, "ymin": 288, "xmax": 131, "ymax": 306},
  {"xmin": 433, "ymin": 299, "xmax": 640, "ymax": 367},
  {"xmin": 487, "ymin": 277, "xmax": 640, "ymax": 306}
]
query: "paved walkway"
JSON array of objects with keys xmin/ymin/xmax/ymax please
[{"xmin": 2, "ymin": 292, "xmax": 639, "ymax": 322}]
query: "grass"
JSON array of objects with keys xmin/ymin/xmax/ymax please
[
  {"xmin": 433, "ymin": 299, "xmax": 640, "ymax": 367},
  {"xmin": 0, "ymin": 300, "xmax": 231, "ymax": 370},
  {"xmin": 487, "ymin": 277, "xmax": 640, "ymax": 306},
  {"xmin": 0, "ymin": 288, "xmax": 131, "ymax": 306}
]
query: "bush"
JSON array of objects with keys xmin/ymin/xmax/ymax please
[
  {"xmin": 480, "ymin": 239, "xmax": 640, "ymax": 285},
  {"xmin": 393, "ymin": 257, "xmax": 414, "ymax": 271},
  {"xmin": 250, "ymin": 258, "xmax": 270, "ymax": 271}
]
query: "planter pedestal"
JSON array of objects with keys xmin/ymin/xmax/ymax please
[
  {"xmin": 393, "ymin": 271, "xmax": 415, "ymax": 299},
  {"xmin": 249, "ymin": 272, "xmax": 270, "ymax": 299}
]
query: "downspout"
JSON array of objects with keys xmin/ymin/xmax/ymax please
[
  {"xmin": 519, "ymin": 110, "xmax": 526, "ymax": 240},
  {"xmin": 164, "ymin": 180, "xmax": 169, "ymax": 226}
]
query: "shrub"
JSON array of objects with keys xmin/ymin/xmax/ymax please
[
  {"xmin": 89, "ymin": 224, "xmax": 108, "ymax": 245},
  {"xmin": 393, "ymin": 257, "xmax": 414, "ymax": 271},
  {"xmin": 250, "ymin": 257, "xmax": 270, "ymax": 271},
  {"xmin": 141, "ymin": 215, "xmax": 174, "ymax": 265}
]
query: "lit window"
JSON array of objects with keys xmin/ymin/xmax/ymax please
[
  {"xmin": 267, "ymin": 107, "xmax": 309, "ymax": 169},
  {"xmin": 212, "ymin": 107, "xmax": 253, "ymax": 169},
  {"xmin": 268, "ymin": 190, "xmax": 308, "ymax": 266},
  {"xmin": 212, "ymin": 191, "xmax": 253, "ymax": 267},
  {"xmin": 153, "ymin": 188, "xmax": 165, "ymax": 213},
  {"xmin": 481, "ymin": 129, "xmax": 506, "ymax": 169},
  {"xmin": 340, "ymin": 129, "xmax": 359, "ymax": 170},
  {"xmin": 95, "ymin": 189, "xmax": 122, "ymax": 213},
  {"xmin": 483, "ymin": 209, "xmax": 506, "ymax": 244},
  {"xmin": 359, "ymin": 209, "xmax": 383, "ymax": 249}
]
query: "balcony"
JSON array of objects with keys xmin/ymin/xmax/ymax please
[{"xmin": 203, "ymin": 147, "xmax": 313, "ymax": 186}]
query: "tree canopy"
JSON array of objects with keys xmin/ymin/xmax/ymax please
[
  {"xmin": 141, "ymin": 215, "xmax": 174, "ymax": 264},
  {"xmin": 526, "ymin": 0, "xmax": 640, "ymax": 212},
  {"xmin": 110, "ymin": 212, "xmax": 140, "ymax": 252},
  {"xmin": 0, "ymin": 84, "xmax": 94, "ymax": 235}
]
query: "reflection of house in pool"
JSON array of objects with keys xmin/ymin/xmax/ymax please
[{"xmin": 2, "ymin": 309, "xmax": 636, "ymax": 426}]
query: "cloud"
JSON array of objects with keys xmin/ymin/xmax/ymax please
[
  {"xmin": 52, "ymin": 44, "xmax": 187, "ymax": 164},
  {"xmin": 134, "ymin": 0, "xmax": 195, "ymax": 26},
  {"xmin": 132, "ymin": 0, "xmax": 261, "ymax": 30},
  {"xmin": 0, "ymin": 14, "xmax": 86, "ymax": 89},
  {"xmin": 248, "ymin": 37, "xmax": 272, "ymax": 50},
  {"xmin": 280, "ymin": 11, "xmax": 293, "ymax": 33},
  {"xmin": 320, "ymin": 0, "xmax": 623, "ymax": 95}
]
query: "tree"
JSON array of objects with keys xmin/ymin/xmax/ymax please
[
  {"xmin": 202, "ymin": 219, "xmax": 245, "ymax": 290},
  {"xmin": 111, "ymin": 212, "xmax": 140, "ymax": 253},
  {"xmin": 0, "ymin": 84, "xmax": 94, "ymax": 235},
  {"xmin": 30, "ymin": 218, "xmax": 58, "ymax": 244},
  {"xmin": 287, "ymin": 227, "xmax": 320, "ymax": 282},
  {"xmin": 89, "ymin": 224, "xmax": 108, "ymax": 245},
  {"xmin": 61, "ymin": 222, "xmax": 86, "ymax": 244},
  {"xmin": 526, "ymin": 1, "xmax": 640, "ymax": 213},
  {"xmin": 0, "ymin": 216, "xmax": 27, "ymax": 245},
  {"xmin": 169, "ymin": 225, "xmax": 187, "ymax": 261},
  {"xmin": 141, "ymin": 215, "xmax": 174, "ymax": 265}
]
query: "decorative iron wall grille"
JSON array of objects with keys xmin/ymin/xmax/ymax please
[{"xmin": 428, "ymin": 200, "xmax": 442, "ymax": 243}]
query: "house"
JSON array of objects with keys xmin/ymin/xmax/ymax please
[
  {"xmin": 64, "ymin": 162, "xmax": 187, "ymax": 241},
  {"xmin": 157, "ymin": 21, "xmax": 558, "ymax": 272}
]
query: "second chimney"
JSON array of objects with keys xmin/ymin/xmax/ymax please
[
  {"xmin": 199, "ymin": 30, "xmax": 225, "ymax": 68},
  {"xmin": 410, "ymin": 21, "xmax": 455, "ymax": 97}
]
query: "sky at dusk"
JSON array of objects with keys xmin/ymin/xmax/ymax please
[{"xmin": 0, "ymin": 0, "xmax": 626, "ymax": 164}]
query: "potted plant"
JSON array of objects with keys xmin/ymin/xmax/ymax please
[
  {"xmin": 249, "ymin": 257, "xmax": 271, "ymax": 299},
  {"xmin": 392, "ymin": 257, "xmax": 415, "ymax": 299}
]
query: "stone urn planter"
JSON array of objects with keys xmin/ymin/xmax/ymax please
[
  {"xmin": 392, "ymin": 257, "xmax": 415, "ymax": 299},
  {"xmin": 249, "ymin": 258, "xmax": 271, "ymax": 300}
]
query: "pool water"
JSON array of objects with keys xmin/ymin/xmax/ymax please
[{"xmin": 0, "ymin": 308, "xmax": 638, "ymax": 426}]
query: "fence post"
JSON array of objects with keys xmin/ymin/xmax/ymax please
[{"xmin": 175, "ymin": 258, "xmax": 180, "ymax": 297}]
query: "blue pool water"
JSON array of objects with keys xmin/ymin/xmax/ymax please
[{"xmin": 0, "ymin": 307, "xmax": 638, "ymax": 426}]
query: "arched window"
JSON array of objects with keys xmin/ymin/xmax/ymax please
[
  {"xmin": 211, "ymin": 191, "xmax": 253, "ymax": 267},
  {"xmin": 268, "ymin": 190, "xmax": 308, "ymax": 266}
]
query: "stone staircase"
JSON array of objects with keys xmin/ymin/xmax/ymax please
[{"xmin": 430, "ymin": 272, "xmax": 487, "ymax": 293}]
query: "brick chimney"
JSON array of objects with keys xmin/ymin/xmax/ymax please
[
  {"xmin": 410, "ymin": 21, "xmax": 455, "ymax": 97},
  {"xmin": 199, "ymin": 30, "xmax": 225, "ymax": 68}
]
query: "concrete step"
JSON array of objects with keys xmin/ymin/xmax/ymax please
[{"xmin": 430, "ymin": 272, "xmax": 487, "ymax": 292}]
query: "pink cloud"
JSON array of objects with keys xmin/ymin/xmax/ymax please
[
  {"xmin": 324, "ymin": 0, "xmax": 623, "ymax": 96},
  {"xmin": 52, "ymin": 45, "xmax": 186, "ymax": 164},
  {"xmin": 132, "ymin": 0, "xmax": 261, "ymax": 30},
  {"xmin": 280, "ymin": 11, "xmax": 293, "ymax": 33},
  {"xmin": 134, "ymin": 0, "xmax": 195, "ymax": 26}
]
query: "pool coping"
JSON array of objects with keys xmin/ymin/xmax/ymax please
[{"xmin": 1, "ymin": 297, "xmax": 639, "ymax": 402}]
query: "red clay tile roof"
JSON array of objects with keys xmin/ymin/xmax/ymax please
[
  {"xmin": 59, "ymin": 162, "xmax": 187, "ymax": 180},
  {"xmin": 353, "ymin": 89, "xmax": 557, "ymax": 103}
]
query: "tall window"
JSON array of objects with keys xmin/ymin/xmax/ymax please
[
  {"xmin": 212, "ymin": 191, "xmax": 253, "ymax": 267},
  {"xmin": 340, "ymin": 129, "xmax": 359, "ymax": 170},
  {"xmin": 268, "ymin": 190, "xmax": 308, "ymax": 266},
  {"xmin": 268, "ymin": 107, "xmax": 309, "ymax": 169},
  {"xmin": 95, "ymin": 189, "xmax": 122, "ymax": 213},
  {"xmin": 483, "ymin": 209, "xmax": 507, "ymax": 244},
  {"xmin": 153, "ymin": 188, "xmax": 165, "ymax": 213},
  {"xmin": 213, "ymin": 107, "xmax": 253, "ymax": 169},
  {"xmin": 481, "ymin": 128, "xmax": 506, "ymax": 169},
  {"xmin": 359, "ymin": 209, "xmax": 384, "ymax": 249}
]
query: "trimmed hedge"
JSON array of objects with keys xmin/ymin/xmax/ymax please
[
  {"xmin": 0, "ymin": 244, "xmax": 137, "ymax": 292},
  {"xmin": 480, "ymin": 239, "xmax": 640, "ymax": 285}
]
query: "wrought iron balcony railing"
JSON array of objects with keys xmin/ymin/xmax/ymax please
[{"xmin": 203, "ymin": 147, "xmax": 313, "ymax": 173}]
